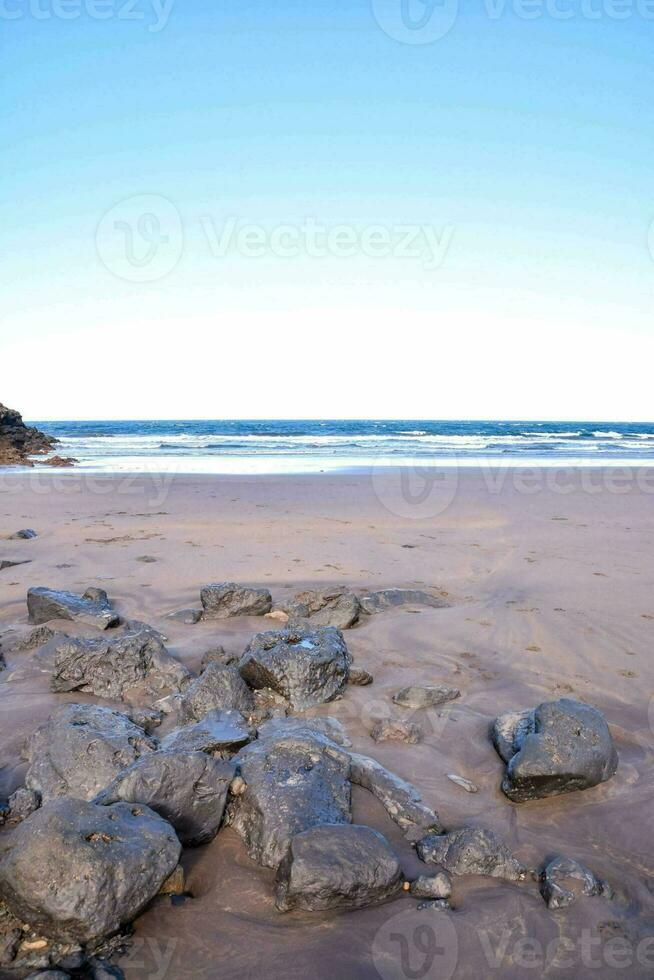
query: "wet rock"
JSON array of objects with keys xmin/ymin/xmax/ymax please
[
  {"xmin": 370, "ymin": 719, "xmax": 422, "ymax": 744},
  {"xmin": 359, "ymin": 589, "xmax": 450, "ymax": 614},
  {"xmin": 87, "ymin": 960, "xmax": 125, "ymax": 979},
  {"xmin": 200, "ymin": 583, "xmax": 272, "ymax": 619},
  {"xmin": 25, "ymin": 704, "xmax": 157, "ymax": 802},
  {"xmin": 348, "ymin": 666, "xmax": 374, "ymax": 686},
  {"xmin": 492, "ymin": 698, "xmax": 618, "ymax": 802},
  {"xmin": 276, "ymin": 588, "xmax": 361, "ymax": 630},
  {"xmin": 95, "ymin": 750, "xmax": 236, "ymax": 846},
  {"xmin": 239, "ymin": 625, "xmax": 351, "ymax": 711},
  {"xmin": 160, "ymin": 709, "xmax": 253, "ymax": 754},
  {"xmin": 275, "ymin": 824, "xmax": 402, "ymax": 912},
  {"xmin": 446, "ymin": 774, "xmax": 478, "ymax": 793},
  {"xmin": 10, "ymin": 529, "xmax": 37, "ymax": 540},
  {"xmin": 416, "ymin": 899, "xmax": 451, "ymax": 911},
  {"xmin": 393, "ymin": 685, "xmax": 460, "ymax": 709},
  {"xmin": 0, "ymin": 402, "xmax": 56, "ymax": 465},
  {"xmin": 200, "ymin": 646, "xmax": 237, "ymax": 670},
  {"xmin": 7, "ymin": 787, "xmax": 40, "ymax": 823},
  {"xmin": 540, "ymin": 855, "xmax": 604, "ymax": 910},
  {"xmin": 410, "ymin": 872, "xmax": 452, "ymax": 900},
  {"xmin": 229, "ymin": 732, "xmax": 352, "ymax": 868},
  {"xmin": 166, "ymin": 608, "xmax": 202, "ymax": 625},
  {"xmin": 50, "ymin": 630, "xmax": 191, "ymax": 702},
  {"xmin": 178, "ymin": 661, "xmax": 254, "ymax": 723},
  {"xmin": 417, "ymin": 827, "xmax": 527, "ymax": 882},
  {"xmin": 27, "ymin": 587, "xmax": 119, "ymax": 630},
  {"xmin": 0, "ymin": 798, "xmax": 180, "ymax": 943},
  {"xmin": 349, "ymin": 752, "xmax": 442, "ymax": 841},
  {"xmin": 257, "ymin": 715, "xmax": 352, "ymax": 748}
]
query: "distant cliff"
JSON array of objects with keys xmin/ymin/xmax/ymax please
[{"xmin": 0, "ymin": 403, "xmax": 57, "ymax": 465}]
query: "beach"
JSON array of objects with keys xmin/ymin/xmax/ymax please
[{"xmin": 1, "ymin": 467, "xmax": 652, "ymax": 979}]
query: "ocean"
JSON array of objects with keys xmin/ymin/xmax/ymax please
[{"xmin": 24, "ymin": 420, "xmax": 654, "ymax": 474}]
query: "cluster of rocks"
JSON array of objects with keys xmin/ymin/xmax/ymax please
[
  {"xmin": 0, "ymin": 582, "xmax": 621, "ymax": 976},
  {"xmin": 0, "ymin": 402, "xmax": 74, "ymax": 467}
]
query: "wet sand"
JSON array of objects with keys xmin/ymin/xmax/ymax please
[{"xmin": 0, "ymin": 468, "xmax": 652, "ymax": 979}]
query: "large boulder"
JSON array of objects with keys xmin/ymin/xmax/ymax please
[
  {"xmin": 359, "ymin": 589, "xmax": 450, "ymax": 614},
  {"xmin": 275, "ymin": 588, "xmax": 361, "ymax": 630},
  {"xmin": 416, "ymin": 827, "xmax": 527, "ymax": 882},
  {"xmin": 492, "ymin": 698, "xmax": 618, "ymax": 802},
  {"xmin": 239, "ymin": 626, "xmax": 351, "ymax": 711},
  {"xmin": 95, "ymin": 749, "xmax": 236, "ymax": 846},
  {"xmin": 200, "ymin": 583, "xmax": 272, "ymax": 619},
  {"xmin": 349, "ymin": 753, "xmax": 442, "ymax": 841},
  {"xmin": 229, "ymin": 732, "xmax": 352, "ymax": 868},
  {"xmin": 160, "ymin": 709, "xmax": 253, "ymax": 755},
  {"xmin": 275, "ymin": 824, "xmax": 402, "ymax": 912},
  {"xmin": 178, "ymin": 662, "xmax": 254, "ymax": 723},
  {"xmin": 0, "ymin": 403, "xmax": 56, "ymax": 466},
  {"xmin": 25, "ymin": 704, "xmax": 157, "ymax": 802},
  {"xmin": 27, "ymin": 587, "xmax": 119, "ymax": 630},
  {"xmin": 0, "ymin": 798, "xmax": 180, "ymax": 943},
  {"xmin": 50, "ymin": 630, "xmax": 191, "ymax": 703}
]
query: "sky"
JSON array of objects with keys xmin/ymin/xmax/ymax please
[{"xmin": 2, "ymin": 0, "xmax": 653, "ymax": 421}]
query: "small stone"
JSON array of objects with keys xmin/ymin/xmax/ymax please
[
  {"xmin": 166, "ymin": 608, "xmax": 202, "ymax": 625},
  {"xmin": 158, "ymin": 865, "xmax": 185, "ymax": 896},
  {"xmin": 229, "ymin": 776, "xmax": 247, "ymax": 796},
  {"xmin": 417, "ymin": 900, "xmax": 451, "ymax": 911},
  {"xmin": 348, "ymin": 667, "xmax": 374, "ymax": 686},
  {"xmin": 265, "ymin": 610, "xmax": 289, "ymax": 623},
  {"xmin": 393, "ymin": 685, "xmax": 460, "ymax": 709},
  {"xmin": 410, "ymin": 872, "xmax": 452, "ymax": 900},
  {"xmin": 200, "ymin": 646, "xmax": 237, "ymax": 671},
  {"xmin": 446, "ymin": 774, "xmax": 478, "ymax": 793},
  {"xmin": 370, "ymin": 719, "xmax": 422, "ymax": 744},
  {"xmin": 10, "ymin": 529, "xmax": 37, "ymax": 540}
]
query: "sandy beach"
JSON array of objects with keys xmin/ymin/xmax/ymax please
[{"xmin": 0, "ymin": 467, "xmax": 652, "ymax": 979}]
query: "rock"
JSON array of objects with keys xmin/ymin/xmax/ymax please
[
  {"xmin": 39, "ymin": 455, "xmax": 76, "ymax": 468},
  {"xmin": 178, "ymin": 661, "xmax": 254, "ymax": 723},
  {"xmin": 200, "ymin": 583, "xmax": 272, "ymax": 619},
  {"xmin": 0, "ymin": 798, "xmax": 180, "ymax": 943},
  {"xmin": 7, "ymin": 788, "xmax": 40, "ymax": 823},
  {"xmin": 95, "ymin": 749, "xmax": 236, "ymax": 846},
  {"xmin": 393, "ymin": 685, "xmax": 460, "ymax": 709},
  {"xmin": 27, "ymin": 587, "xmax": 119, "ymax": 630},
  {"xmin": 348, "ymin": 666, "xmax": 374, "ymax": 686},
  {"xmin": 50, "ymin": 630, "xmax": 191, "ymax": 702},
  {"xmin": 276, "ymin": 588, "xmax": 361, "ymax": 630},
  {"xmin": 370, "ymin": 719, "xmax": 422, "ymax": 744},
  {"xmin": 15, "ymin": 626, "xmax": 60, "ymax": 651},
  {"xmin": 250, "ymin": 687, "xmax": 290, "ymax": 724},
  {"xmin": 167, "ymin": 608, "xmax": 202, "ymax": 624},
  {"xmin": 265, "ymin": 609, "xmax": 289, "ymax": 623},
  {"xmin": 10, "ymin": 529, "xmax": 37, "ymax": 540},
  {"xmin": 256, "ymin": 715, "xmax": 352, "ymax": 748},
  {"xmin": 359, "ymin": 589, "xmax": 450, "ymax": 614},
  {"xmin": 127, "ymin": 707, "xmax": 163, "ymax": 734},
  {"xmin": 0, "ymin": 800, "xmax": 9, "ymax": 826},
  {"xmin": 417, "ymin": 827, "xmax": 527, "ymax": 882},
  {"xmin": 540, "ymin": 855, "xmax": 604, "ymax": 910},
  {"xmin": 25, "ymin": 703, "xmax": 157, "ymax": 802},
  {"xmin": 160, "ymin": 709, "xmax": 253, "ymax": 754},
  {"xmin": 239, "ymin": 625, "xmax": 351, "ymax": 711},
  {"xmin": 0, "ymin": 558, "xmax": 31, "ymax": 571},
  {"xmin": 446, "ymin": 774, "xmax": 478, "ymax": 793},
  {"xmin": 492, "ymin": 698, "xmax": 618, "ymax": 802},
  {"xmin": 158, "ymin": 865, "xmax": 185, "ymax": 896},
  {"xmin": 416, "ymin": 899, "xmax": 451, "ymax": 911},
  {"xmin": 0, "ymin": 403, "xmax": 56, "ymax": 466},
  {"xmin": 410, "ymin": 872, "xmax": 452, "ymax": 900},
  {"xmin": 349, "ymin": 752, "xmax": 442, "ymax": 841},
  {"xmin": 229, "ymin": 732, "xmax": 352, "ymax": 868},
  {"xmin": 275, "ymin": 824, "xmax": 402, "ymax": 912},
  {"xmin": 200, "ymin": 646, "xmax": 237, "ymax": 670},
  {"xmin": 87, "ymin": 960, "xmax": 125, "ymax": 979},
  {"xmin": 24, "ymin": 973, "xmax": 71, "ymax": 979}
]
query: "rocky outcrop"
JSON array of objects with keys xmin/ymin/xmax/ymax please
[
  {"xmin": 0, "ymin": 798, "xmax": 180, "ymax": 943},
  {"xmin": 0, "ymin": 403, "xmax": 56, "ymax": 466},
  {"xmin": 416, "ymin": 827, "xmax": 527, "ymax": 882},
  {"xmin": 27, "ymin": 587, "xmax": 119, "ymax": 631},
  {"xmin": 274, "ymin": 824, "xmax": 402, "ymax": 912},
  {"xmin": 492, "ymin": 698, "xmax": 618, "ymax": 802}
]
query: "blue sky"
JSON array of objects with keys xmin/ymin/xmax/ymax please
[{"xmin": 2, "ymin": 1, "xmax": 653, "ymax": 419}]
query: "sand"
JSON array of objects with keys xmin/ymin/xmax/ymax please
[{"xmin": 0, "ymin": 467, "xmax": 652, "ymax": 979}]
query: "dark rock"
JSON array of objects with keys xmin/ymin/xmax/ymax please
[
  {"xmin": 95, "ymin": 749, "xmax": 236, "ymax": 846},
  {"xmin": 492, "ymin": 698, "xmax": 618, "ymax": 802},
  {"xmin": 178, "ymin": 661, "xmax": 254, "ymax": 723},
  {"xmin": 0, "ymin": 403, "xmax": 56, "ymax": 466},
  {"xmin": 349, "ymin": 752, "xmax": 442, "ymax": 841},
  {"xmin": 87, "ymin": 958, "xmax": 125, "ymax": 979},
  {"xmin": 359, "ymin": 589, "xmax": 450, "ymax": 614},
  {"xmin": 0, "ymin": 558, "xmax": 31, "ymax": 571},
  {"xmin": 410, "ymin": 872, "xmax": 452, "ymax": 900},
  {"xmin": 370, "ymin": 719, "xmax": 422, "ymax": 744},
  {"xmin": 239, "ymin": 625, "xmax": 351, "ymax": 711},
  {"xmin": 25, "ymin": 704, "xmax": 157, "ymax": 802},
  {"xmin": 7, "ymin": 787, "xmax": 40, "ymax": 823},
  {"xmin": 24, "ymin": 972, "xmax": 71, "ymax": 979},
  {"xmin": 39, "ymin": 455, "xmax": 77, "ymax": 468},
  {"xmin": 417, "ymin": 827, "xmax": 527, "ymax": 882},
  {"xmin": 249, "ymin": 687, "xmax": 290, "ymax": 725},
  {"xmin": 540, "ymin": 855, "xmax": 604, "ymax": 910},
  {"xmin": 256, "ymin": 715, "xmax": 352, "ymax": 748},
  {"xmin": 276, "ymin": 588, "xmax": 361, "ymax": 630},
  {"xmin": 200, "ymin": 646, "xmax": 237, "ymax": 670},
  {"xmin": 50, "ymin": 630, "xmax": 191, "ymax": 702},
  {"xmin": 160, "ymin": 709, "xmax": 253, "ymax": 754},
  {"xmin": 127, "ymin": 707, "xmax": 163, "ymax": 734},
  {"xmin": 27, "ymin": 587, "xmax": 119, "ymax": 630},
  {"xmin": 416, "ymin": 899, "xmax": 451, "ymax": 911},
  {"xmin": 15, "ymin": 626, "xmax": 60, "ymax": 651},
  {"xmin": 348, "ymin": 666, "xmax": 374, "ymax": 686},
  {"xmin": 9, "ymin": 528, "xmax": 37, "ymax": 540},
  {"xmin": 229, "ymin": 732, "xmax": 352, "ymax": 868},
  {"xmin": 393, "ymin": 685, "xmax": 460, "ymax": 709},
  {"xmin": 200, "ymin": 583, "xmax": 272, "ymax": 618},
  {"xmin": 0, "ymin": 798, "xmax": 180, "ymax": 943},
  {"xmin": 275, "ymin": 824, "xmax": 402, "ymax": 912},
  {"xmin": 0, "ymin": 801, "xmax": 8, "ymax": 826},
  {"xmin": 166, "ymin": 608, "xmax": 202, "ymax": 625}
]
